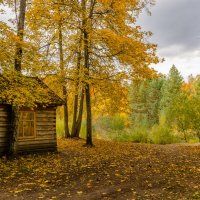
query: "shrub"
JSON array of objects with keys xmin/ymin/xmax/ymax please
[
  {"xmin": 110, "ymin": 115, "xmax": 125, "ymax": 131},
  {"xmin": 95, "ymin": 115, "xmax": 125, "ymax": 131},
  {"xmin": 149, "ymin": 114, "xmax": 181, "ymax": 144},
  {"xmin": 150, "ymin": 124, "xmax": 177, "ymax": 144},
  {"xmin": 131, "ymin": 125, "xmax": 149, "ymax": 143}
]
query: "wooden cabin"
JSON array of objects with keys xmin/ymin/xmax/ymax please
[{"xmin": 0, "ymin": 75, "xmax": 64, "ymax": 155}]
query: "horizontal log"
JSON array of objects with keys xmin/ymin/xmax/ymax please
[
  {"xmin": 0, "ymin": 113, "xmax": 8, "ymax": 117},
  {"xmin": 0, "ymin": 136, "xmax": 7, "ymax": 140},
  {"xmin": 0, "ymin": 130, "xmax": 8, "ymax": 136},
  {"xmin": 0, "ymin": 142, "xmax": 8, "ymax": 148},
  {"xmin": 0, "ymin": 137, "xmax": 7, "ymax": 143},
  {"xmin": 36, "ymin": 121, "xmax": 56, "ymax": 126},
  {"xmin": 17, "ymin": 146, "xmax": 57, "ymax": 153},
  {"xmin": 36, "ymin": 118, "xmax": 56, "ymax": 122},
  {"xmin": 0, "ymin": 106, "xmax": 9, "ymax": 111},
  {"xmin": 37, "ymin": 110, "xmax": 56, "ymax": 114},
  {"xmin": 36, "ymin": 126, "xmax": 56, "ymax": 131},
  {"xmin": 0, "ymin": 117, "xmax": 9, "ymax": 122},
  {"xmin": 0, "ymin": 122, "xmax": 9, "ymax": 126},
  {"xmin": 36, "ymin": 114, "xmax": 56, "ymax": 118},
  {"xmin": 36, "ymin": 136, "xmax": 55, "ymax": 140},
  {"xmin": 36, "ymin": 130, "xmax": 56, "ymax": 134},
  {"xmin": 17, "ymin": 142, "xmax": 56, "ymax": 148},
  {"xmin": 36, "ymin": 131, "xmax": 56, "ymax": 139},
  {"xmin": 17, "ymin": 138, "xmax": 56, "ymax": 145},
  {"xmin": 0, "ymin": 127, "xmax": 8, "ymax": 132},
  {"xmin": 17, "ymin": 144, "xmax": 57, "ymax": 152}
]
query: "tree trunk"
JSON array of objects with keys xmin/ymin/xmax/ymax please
[
  {"xmin": 8, "ymin": 106, "xmax": 19, "ymax": 156},
  {"xmin": 74, "ymin": 90, "xmax": 84, "ymax": 138},
  {"xmin": 9, "ymin": 0, "xmax": 27, "ymax": 156},
  {"xmin": 71, "ymin": 47, "xmax": 82, "ymax": 137},
  {"xmin": 71, "ymin": 93, "xmax": 78, "ymax": 137},
  {"xmin": 63, "ymin": 86, "xmax": 70, "ymax": 138},
  {"xmin": 82, "ymin": 0, "xmax": 93, "ymax": 146},
  {"xmin": 58, "ymin": 14, "xmax": 70, "ymax": 138},
  {"xmin": 85, "ymin": 84, "xmax": 92, "ymax": 145},
  {"xmin": 15, "ymin": 0, "xmax": 27, "ymax": 71}
]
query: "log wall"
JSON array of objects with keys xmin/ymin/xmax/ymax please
[
  {"xmin": 0, "ymin": 106, "xmax": 10, "ymax": 155},
  {"xmin": 17, "ymin": 107, "xmax": 57, "ymax": 153}
]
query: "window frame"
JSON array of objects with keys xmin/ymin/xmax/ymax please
[{"xmin": 18, "ymin": 110, "xmax": 36, "ymax": 139}]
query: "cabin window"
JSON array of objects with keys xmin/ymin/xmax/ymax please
[{"xmin": 18, "ymin": 111, "xmax": 35, "ymax": 138}]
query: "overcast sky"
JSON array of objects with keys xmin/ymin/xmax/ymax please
[
  {"xmin": 138, "ymin": 0, "xmax": 200, "ymax": 79},
  {"xmin": 1, "ymin": 1, "xmax": 200, "ymax": 79}
]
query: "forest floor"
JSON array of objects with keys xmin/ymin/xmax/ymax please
[{"xmin": 0, "ymin": 139, "xmax": 200, "ymax": 200}]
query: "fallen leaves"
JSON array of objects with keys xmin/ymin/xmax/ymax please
[{"xmin": 0, "ymin": 139, "xmax": 200, "ymax": 199}]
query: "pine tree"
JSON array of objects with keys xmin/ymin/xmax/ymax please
[
  {"xmin": 147, "ymin": 78, "xmax": 164, "ymax": 125},
  {"xmin": 160, "ymin": 65, "xmax": 183, "ymax": 114},
  {"xmin": 129, "ymin": 77, "xmax": 164, "ymax": 127}
]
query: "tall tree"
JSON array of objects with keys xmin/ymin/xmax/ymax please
[
  {"xmin": 76, "ymin": 0, "xmax": 158, "ymax": 145},
  {"xmin": 147, "ymin": 78, "xmax": 164, "ymax": 125},
  {"xmin": 14, "ymin": 0, "xmax": 27, "ymax": 71},
  {"xmin": 160, "ymin": 65, "xmax": 183, "ymax": 115},
  {"xmin": 3, "ymin": 0, "xmax": 28, "ymax": 155},
  {"xmin": 57, "ymin": 3, "xmax": 70, "ymax": 138},
  {"xmin": 11, "ymin": 0, "xmax": 159, "ymax": 145}
]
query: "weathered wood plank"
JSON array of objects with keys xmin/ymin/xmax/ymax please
[
  {"xmin": 17, "ymin": 143, "xmax": 56, "ymax": 149},
  {"xmin": 0, "ymin": 117, "xmax": 9, "ymax": 122},
  {"xmin": 18, "ymin": 138, "xmax": 56, "ymax": 145},
  {"xmin": 36, "ymin": 135, "xmax": 55, "ymax": 140},
  {"xmin": 37, "ymin": 110, "xmax": 55, "ymax": 115},
  {"xmin": 36, "ymin": 114, "xmax": 56, "ymax": 118},
  {"xmin": 36, "ymin": 129, "xmax": 56, "ymax": 133},
  {"xmin": 0, "ymin": 137, "xmax": 7, "ymax": 142},
  {"xmin": 0, "ymin": 130, "xmax": 7, "ymax": 135},
  {"xmin": 0, "ymin": 142, "xmax": 8, "ymax": 148},
  {"xmin": 0, "ymin": 135, "xmax": 7, "ymax": 139},
  {"xmin": 17, "ymin": 146, "xmax": 57, "ymax": 153},
  {"xmin": 0, "ymin": 113, "xmax": 8, "ymax": 117},
  {"xmin": 37, "ymin": 132, "xmax": 56, "ymax": 139},
  {"xmin": 37, "ymin": 136, "xmax": 55, "ymax": 140},
  {"xmin": 0, "ymin": 106, "xmax": 9, "ymax": 111},
  {"xmin": 0, "ymin": 122, "xmax": 9, "ymax": 126},
  {"xmin": 36, "ymin": 121, "xmax": 56, "ymax": 126},
  {"xmin": 36, "ymin": 131, "xmax": 56, "ymax": 139},
  {"xmin": 36, "ymin": 118, "xmax": 56, "ymax": 122},
  {"xmin": 0, "ymin": 127, "xmax": 8, "ymax": 132},
  {"xmin": 36, "ymin": 126, "xmax": 56, "ymax": 131},
  {"xmin": 17, "ymin": 142, "xmax": 57, "ymax": 152}
]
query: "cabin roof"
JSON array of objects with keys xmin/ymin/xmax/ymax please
[{"xmin": 0, "ymin": 74, "xmax": 64, "ymax": 107}]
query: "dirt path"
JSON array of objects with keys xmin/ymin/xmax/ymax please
[{"xmin": 0, "ymin": 139, "xmax": 200, "ymax": 199}]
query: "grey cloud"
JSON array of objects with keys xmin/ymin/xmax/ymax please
[{"xmin": 138, "ymin": 0, "xmax": 200, "ymax": 57}]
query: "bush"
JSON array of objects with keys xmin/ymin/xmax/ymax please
[
  {"xmin": 108, "ymin": 121, "xmax": 149, "ymax": 143},
  {"xmin": 110, "ymin": 115, "xmax": 125, "ymax": 131},
  {"xmin": 150, "ymin": 124, "xmax": 178, "ymax": 144},
  {"xmin": 131, "ymin": 124, "xmax": 149, "ymax": 143},
  {"xmin": 95, "ymin": 115, "xmax": 125, "ymax": 131}
]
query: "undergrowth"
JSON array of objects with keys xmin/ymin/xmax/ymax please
[{"xmin": 56, "ymin": 115, "xmax": 199, "ymax": 144}]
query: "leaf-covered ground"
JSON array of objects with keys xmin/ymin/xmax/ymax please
[{"xmin": 0, "ymin": 139, "xmax": 200, "ymax": 200}]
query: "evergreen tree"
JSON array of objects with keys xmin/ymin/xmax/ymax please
[
  {"xmin": 147, "ymin": 78, "xmax": 164, "ymax": 125},
  {"xmin": 129, "ymin": 81, "xmax": 148, "ymax": 126},
  {"xmin": 129, "ymin": 77, "xmax": 164, "ymax": 127},
  {"xmin": 160, "ymin": 65, "xmax": 183, "ymax": 116}
]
